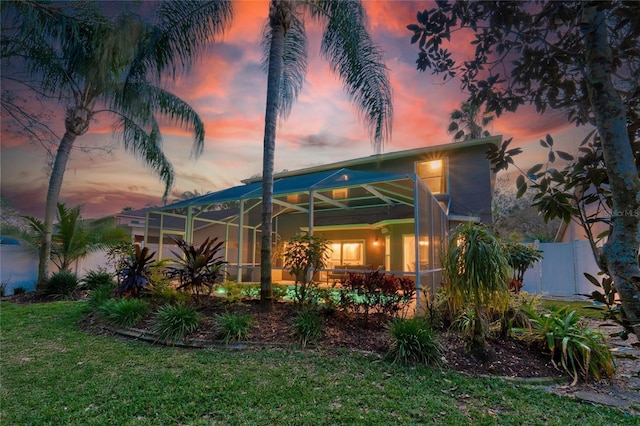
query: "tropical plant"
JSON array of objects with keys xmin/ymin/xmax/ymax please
[
  {"xmin": 447, "ymin": 102, "xmax": 493, "ymax": 142},
  {"xmin": 338, "ymin": 271, "xmax": 416, "ymax": 326},
  {"xmin": 215, "ymin": 312, "xmax": 252, "ymax": 345},
  {"xmin": 441, "ymin": 222, "xmax": 510, "ymax": 358},
  {"xmin": 80, "ymin": 267, "xmax": 116, "ymax": 290},
  {"xmin": 255, "ymin": 0, "xmax": 393, "ymax": 308},
  {"xmin": 1, "ymin": 1, "xmax": 232, "ymax": 287},
  {"xmin": 407, "ymin": 1, "xmax": 640, "ymax": 337},
  {"xmin": 515, "ymin": 306, "xmax": 615, "ymax": 385},
  {"xmin": 88, "ymin": 284, "xmax": 114, "ymax": 310},
  {"xmin": 291, "ymin": 308, "xmax": 323, "ymax": 349},
  {"xmin": 166, "ymin": 237, "xmax": 227, "ymax": 300},
  {"xmin": 45, "ymin": 270, "xmax": 79, "ymax": 298},
  {"xmin": 98, "ymin": 298, "xmax": 151, "ymax": 329},
  {"xmin": 152, "ymin": 303, "xmax": 202, "ymax": 344},
  {"xmin": 117, "ymin": 245, "xmax": 156, "ymax": 296},
  {"xmin": 283, "ymin": 234, "xmax": 330, "ymax": 305},
  {"xmin": 20, "ymin": 203, "xmax": 129, "ymax": 273},
  {"xmin": 502, "ymin": 241, "xmax": 544, "ymax": 291},
  {"xmin": 385, "ymin": 317, "xmax": 445, "ymax": 367}
]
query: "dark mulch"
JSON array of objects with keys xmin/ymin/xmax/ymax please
[{"xmin": 2, "ymin": 292, "xmax": 564, "ymax": 379}]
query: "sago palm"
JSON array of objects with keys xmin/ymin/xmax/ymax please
[
  {"xmin": 258, "ymin": 0, "xmax": 393, "ymax": 308},
  {"xmin": 1, "ymin": 1, "xmax": 233, "ymax": 286},
  {"xmin": 442, "ymin": 222, "xmax": 509, "ymax": 358}
]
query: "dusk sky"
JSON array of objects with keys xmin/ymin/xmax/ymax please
[{"xmin": 1, "ymin": 1, "xmax": 593, "ymax": 219}]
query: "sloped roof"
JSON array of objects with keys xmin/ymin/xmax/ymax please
[{"xmin": 157, "ymin": 168, "xmax": 414, "ymax": 212}]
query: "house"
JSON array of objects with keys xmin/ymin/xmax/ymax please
[{"xmin": 130, "ymin": 136, "xmax": 501, "ymax": 305}]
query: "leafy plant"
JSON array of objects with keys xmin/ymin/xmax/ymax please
[
  {"xmin": 219, "ymin": 281, "xmax": 245, "ymax": 305},
  {"xmin": 88, "ymin": 284, "xmax": 114, "ymax": 310},
  {"xmin": 45, "ymin": 271, "xmax": 79, "ymax": 298},
  {"xmin": 503, "ymin": 241, "xmax": 543, "ymax": 290},
  {"xmin": 385, "ymin": 317, "xmax": 445, "ymax": 366},
  {"xmin": 283, "ymin": 234, "xmax": 330, "ymax": 305},
  {"xmin": 117, "ymin": 245, "xmax": 156, "ymax": 296},
  {"xmin": 81, "ymin": 267, "xmax": 115, "ymax": 290},
  {"xmin": 338, "ymin": 271, "xmax": 415, "ymax": 326},
  {"xmin": 98, "ymin": 298, "xmax": 151, "ymax": 329},
  {"xmin": 215, "ymin": 312, "xmax": 252, "ymax": 344},
  {"xmin": 515, "ymin": 306, "xmax": 615, "ymax": 385},
  {"xmin": 153, "ymin": 304, "xmax": 202, "ymax": 344},
  {"xmin": 501, "ymin": 291, "xmax": 542, "ymax": 336},
  {"xmin": 442, "ymin": 222, "xmax": 509, "ymax": 358},
  {"xmin": 12, "ymin": 286, "xmax": 26, "ymax": 296},
  {"xmin": 291, "ymin": 309, "xmax": 323, "ymax": 349},
  {"xmin": 166, "ymin": 237, "xmax": 227, "ymax": 300}
]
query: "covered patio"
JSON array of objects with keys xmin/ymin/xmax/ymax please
[{"xmin": 144, "ymin": 168, "xmax": 448, "ymax": 306}]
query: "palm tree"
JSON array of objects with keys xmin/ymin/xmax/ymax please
[
  {"xmin": 442, "ymin": 222, "xmax": 509, "ymax": 360},
  {"xmin": 258, "ymin": 0, "xmax": 393, "ymax": 308},
  {"xmin": 21, "ymin": 203, "xmax": 130, "ymax": 273},
  {"xmin": 447, "ymin": 102, "xmax": 493, "ymax": 142},
  {"xmin": 1, "ymin": 1, "xmax": 233, "ymax": 286}
]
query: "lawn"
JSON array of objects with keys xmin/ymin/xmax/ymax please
[{"xmin": 1, "ymin": 301, "xmax": 635, "ymax": 425}]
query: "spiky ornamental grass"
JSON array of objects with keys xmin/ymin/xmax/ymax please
[
  {"xmin": 385, "ymin": 317, "xmax": 445, "ymax": 366},
  {"xmin": 97, "ymin": 298, "xmax": 150, "ymax": 328},
  {"xmin": 215, "ymin": 312, "xmax": 252, "ymax": 344},
  {"xmin": 291, "ymin": 308, "xmax": 323, "ymax": 349},
  {"xmin": 152, "ymin": 303, "xmax": 202, "ymax": 344}
]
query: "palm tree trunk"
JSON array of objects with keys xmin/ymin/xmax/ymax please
[
  {"xmin": 583, "ymin": 5, "xmax": 640, "ymax": 336},
  {"xmin": 260, "ymin": 1, "xmax": 291, "ymax": 310},
  {"xmin": 38, "ymin": 131, "xmax": 76, "ymax": 288}
]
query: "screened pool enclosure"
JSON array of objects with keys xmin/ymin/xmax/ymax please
[{"xmin": 143, "ymin": 168, "xmax": 448, "ymax": 308}]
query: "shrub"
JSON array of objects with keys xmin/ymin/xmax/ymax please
[
  {"xmin": 283, "ymin": 234, "xmax": 330, "ymax": 304},
  {"xmin": 153, "ymin": 304, "xmax": 202, "ymax": 343},
  {"xmin": 12, "ymin": 286, "xmax": 26, "ymax": 296},
  {"xmin": 117, "ymin": 245, "xmax": 155, "ymax": 296},
  {"xmin": 80, "ymin": 267, "xmax": 115, "ymax": 290},
  {"xmin": 219, "ymin": 281, "xmax": 245, "ymax": 304},
  {"xmin": 385, "ymin": 317, "xmax": 445, "ymax": 366},
  {"xmin": 89, "ymin": 284, "xmax": 114, "ymax": 310},
  {"xmin": 166, "ymin": 237, "xmax": 227, "ymax": 299},
  {"xmin": 98, "ymin": 298, "xmax": 151, "ymax": 328},
  {"xmin": 291, "ymin": 309, "xmax": 323, "ymax": 348},
  {"xmin": 271, "ymin": 284, "xmax": 289, "ymax": 302},
  {"xmin": 337, "ymin": 271, "xmax": 415, "ymax": 325},
  {"xmin": 515, "ymin": 306, "xmax": 615, "ymax": 384},
  {"xmin": 46, "ymin": 271, "xmax": 79, "ymax": 297},
  {"xmin": 215, "ymin": 312, "xmax": 252, "ymax": 344},
  {"xmin": 501, "ymin": 291, "xmax": 542, "ymax": 335}
]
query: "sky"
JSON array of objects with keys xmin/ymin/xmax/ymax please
[{"xmin": 0, "ymin": 1, "xmax": 593, "ymax": 219}]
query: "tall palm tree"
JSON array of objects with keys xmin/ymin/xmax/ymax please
[
  {"xmin": 1, "ymin": 1, "xmax": 233, "ymax": 286},
  {"xmin": 447, "ymin": 102, "xmax": 493, "ymax": 142},
  {"xmin": 258, "ymin": 0, "xmax": 393, "ymax": 308}
]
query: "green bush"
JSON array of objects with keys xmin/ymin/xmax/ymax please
[
  {"xmin": 219, "ymin": 281, "xmax": 245, "ymax": 304},
  {"xmin": 12, "ymin": 286, "xmax": 26, "ymax": 296},
  {"xmin": 291, "ymin": 309, "xmax": 323, "ymax": 348},
  {"xmin": 98, "ymin": 298, "xmax": 150, "ymax": 328},
  {"xmin": 46, "ymin": 271, "xmax": 79, "ymax": 297},
  {"xmin": 81, "ymin": 268, "xmax": 115, "ymax": 290},
  {"xmin": 385, "ymin": 317, "xmax": 445, "ymax": 367},
  {"xmin": 149, "ymin": 286, "xmax": 192, "ymax": 306},
  {"xmin": 88, "ymin": 284, "xmax": 114, "ymax": 310},
  {"xmin": 215, "ymin": 312, "xmax": 252, "ymax": 344},
  {"xmin": 515, "ymin": 306, "xmax": 615, "ymax": 384},
  {"xmin": 153, "ymin": 304, "xmax": 202, "ymax": 343}
]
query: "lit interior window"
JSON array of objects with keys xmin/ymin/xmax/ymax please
[{"xmin": 417, "ymin": 159, "xmax": 446, "ymax": 194}]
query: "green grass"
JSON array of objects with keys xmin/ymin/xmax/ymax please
[
  {"xmin": 541, "ymin": 299, "xmax": 605, "ymax": 320},
  {"xmin": 1, "ymin": 301, "xmax": 636, "ymax": 425}
]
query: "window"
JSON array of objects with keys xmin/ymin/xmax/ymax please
[
  {"xmin": 403, "ymin": 235, "xmax": 430, "ymax": 271},
  {"xmin": 329, "ymin": 241, "xmax": 364, "ymax": 267},
  {"xmin": 416, "ymin": 159, "xmax": 447, "ymax": 194},
  {"xmin": 332, "ymin": 188, "xmax": 348, "ymax": 199}
]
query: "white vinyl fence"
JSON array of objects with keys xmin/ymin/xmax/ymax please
[{"xmin": 522, "ymin": 239, "xmax": 602, "ymax": 300}]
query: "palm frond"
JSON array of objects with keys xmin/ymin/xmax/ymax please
[
  {"xmin": 131, "ymin": 0, "xmax": 234, "ymax": 81},
  {"xmin": 308, "ymin": 0, "xmax": 393, "ymax": 153},
  {"xmin": 116, "ymin": 81, "xmax": 205, "ymax": 158},
  {"xmin": 115, "ymin": 114, "xmax": 175, "ymax": 201},
  {"xmin": 261, "ymin": 12, "xmax": 308, "ymax": 120}
]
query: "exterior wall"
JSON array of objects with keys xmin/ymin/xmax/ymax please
[{"xmin": 345, "ymin": 143, "xmax": 495, "ymax": 223}]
